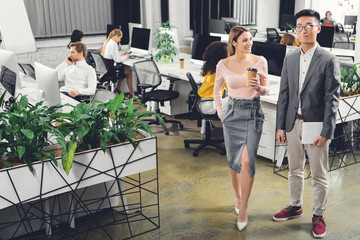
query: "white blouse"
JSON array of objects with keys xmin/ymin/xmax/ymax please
[{"xmin": 102, "ymin": 39, "xmax": 127, "ymax": 63}]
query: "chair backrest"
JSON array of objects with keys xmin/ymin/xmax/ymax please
[
  {"xmin": 335, "ymin": 23, "xmax": 345, "ymax": 33},
  {"xmin": 91, "ymin": 89, "xmax": 117, "ymax": 108},
  {"xmin": 88, "ymin": 51, "xmax": 108, "ymax": 79},
  {"xmin": 249, "ymin": 28, "xmax": 257, "ymax": 37},
  {"xmin": 18, "ymin": 63, "xmax": 35, "ymax": 79},
  {"xmin": 266, "ymin": 28, "xmax": 280, "ymax": 43},
  {"xmin": 133, "ymin": 60, "xmax": 162, "ymax": 88},
  {"xmin": 333, "ymin": 42, "xmax": 355, "ymax": 50},
  {"xmin": 333, "ymin": 32, "xmax": 349, "ymax": 43},
  {"xmin": 186, "ymin": 72, "xmax": 201, "ymax": 114}
]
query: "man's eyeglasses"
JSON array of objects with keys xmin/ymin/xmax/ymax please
[{"xmin": 296, "ymin": 24, "xmax": 318, "ymax": 32}]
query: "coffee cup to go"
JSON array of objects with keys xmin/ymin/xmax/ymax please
[
  {"xmin": 179, "ymin": 58, "xmax": 184, "ymax": 69},
  {"xmin": 247, "ymin": 67, "xmax": 258, "ymax": 87}
]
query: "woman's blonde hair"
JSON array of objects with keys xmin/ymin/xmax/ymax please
[
  {"xmin": 102, "ymin": 29, "xmax": 123, "ymax": 56},
  {"xmin": 227, "ymin": 26, "xmax": 249, "ymax": 56}
]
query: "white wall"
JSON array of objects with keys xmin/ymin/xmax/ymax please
[
  {"xmin": 169, "ymin": 0, "xmax": 192, "ymax": 46},
  {"xmin": 140, "ymin": 0, "xmax": 161, "ymax": 49},
  {"xmin": 256, "ymin": 0, "xmax": 281, "ymax": 33}
]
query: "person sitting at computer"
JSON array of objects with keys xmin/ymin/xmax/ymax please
[
  {"xmin": 280, "ymin": 33, "xmax": 300, "ymax": 46},
  {"xmin": 198, "ymin": 41, "xmax": 228, "ymax": 115},
  {"xmin": 56, "ymin": 42, "xmax": 97, "ymax": 100},
  {"xmin": 321, "ymin": 11, "xmax": 336, "ymax": 26},
  {"xmin": 67, "ymin": 29, "xmax": 83, "ymax": 49},
  {"xmin": 102, "ymin": 29, "xmax": 135, "ymax": 98}
]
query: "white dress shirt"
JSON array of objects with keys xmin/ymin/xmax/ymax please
[
  {"xmin": 56, "ymin": 60, "xmax": 97, "ymax": 96},
  {"xmin": 298, "ymin": 43, "xmax": 318, "ymax": 115},
  {"xmin": 102, "ymin": 39, "xmax": 127, "ymax": 63}
]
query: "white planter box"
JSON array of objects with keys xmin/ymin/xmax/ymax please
[{"xmin": 0, "ymin": 133, "xmax": 157, "ymax": 211}]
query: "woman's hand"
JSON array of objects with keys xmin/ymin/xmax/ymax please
[{"xmin": 248, "ymin": 77, "xmax": 260, "ymax": 91}]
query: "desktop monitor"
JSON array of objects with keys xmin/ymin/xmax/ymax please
[
  {"xmin": 344, "ymin": 15, "xmax": 357, "ymax": 27},
  {"xmin": 107, "ymin": 24, "xmax": 121, "ymax": 38},
  {"xmin": 316, "ymin": 26, "xmax": 335, "ymax": 48},
  {"xmin": 191, "ymin": 34, "xmax": 221, "ymax": 64},
  {"xmin": 279, "ymin": 14, "xmax": 296, "ymax": 31},
  {"xmin": 251, "ymin": 41, "xmax": 286, "ymax": 76},
  {"xmin": 128, "ymin": 22, "xmax": 142, "ymax": 43},
  {"xmin": 0, "ymin": 49, "xmax": 21, "ymax": 96},
  {"xmin": 34, "ymin": 62, "xmax": 61, "ymax": 106},
  {"xmin": 209, "ymin": 19, "xmax": 226, "ymax": 34},
  {"xmin": 129, "ymin": 27, "xmax": 151, "ymax": 55}
]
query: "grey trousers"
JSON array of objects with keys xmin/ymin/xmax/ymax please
[{"xmin": 286, "ymin": 119, "xmax": 329, "ymax": 216}]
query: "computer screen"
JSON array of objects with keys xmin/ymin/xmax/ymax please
[
  {"xmin": 209, "ymin": 19, "xmax": 226, "ymax": 34},
  {"xmin": 130, "ymin": 27, "xmax": 151, "ymax": 55},
  {"xmin": 191, "ymin": 34, "xmax": 221, "ymax": 64},
  {"xmin": 0, "ymin": 49, "xmax": 21, "ymax": 96},
  {"xmin": 344, "ymin": 15, "xmax": 357, "ymax": 27},
  {"xmin": 34, "ymin": 62, "xmax": 61, "ymax": 106},
  {"xmin": 251, "ymin": 41, "xmax": 286, "ymax": 76},
  {"xmin": 316, "ymin": 26, "xmax": 335, "ymax": 48},
  {"xmin": 279, "ymin": 14, "xmax": 296, "ymax": 31},
  {"xmin": 0, "ymin": 65, "xmax": 16, "ymax": 96}
]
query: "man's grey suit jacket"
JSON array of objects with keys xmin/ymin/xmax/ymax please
[{"xmin": 276, "ymin": 45, "xmax": 341, "ymax": 140}]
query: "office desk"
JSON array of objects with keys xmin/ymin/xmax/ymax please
[
  {"xmin": 123, "ymin": 53, "xmax": 204, "ymax": 116},
  {"xmin": 324, "ymin": 47, "xmax": 355, "ymax": 59}
]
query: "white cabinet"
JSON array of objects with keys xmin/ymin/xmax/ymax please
[{"xmin": 258, "ymin": 101, "xmax": 277, "ymax": 161}]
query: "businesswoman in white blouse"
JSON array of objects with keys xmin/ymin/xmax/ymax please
[{"xmin": 102, "ymin": 29, "xmax": 135, "ymax": 97}]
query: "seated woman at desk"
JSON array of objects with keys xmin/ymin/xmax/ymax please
[
  {"xmin": 198, "ymin": 41, "xmax": 228, "ymax": 115},
  {"xmin": 321, "ymin": 11, "xmax": 336, "ymax": 26},
  {"xmin": 102, "ymin": 29, "xmax": 135, "ymax": 97},
  {"xmin": 280, "ymin": 33, "xmax": 300, "ymax": 46}
]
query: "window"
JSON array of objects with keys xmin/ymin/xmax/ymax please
[
  {"xmin": 233, "ymin": 0, "xmax": 257, "ymax": 25},
  {"xmin": 23, "ymin": 0, "xmax": 112, "ymax": 38}
]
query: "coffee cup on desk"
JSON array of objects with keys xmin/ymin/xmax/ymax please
[
  {"xmin": 247, "ymin": 67, "xmax": 258, "ymax": 87},
  {"xmin": 179, "ymin": 58, "xmax": 184, "ymax": 69}
]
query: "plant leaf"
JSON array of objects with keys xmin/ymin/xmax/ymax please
[
  {"xmin": 62, "ymin": 141, "xmax": 77, "ymax": 175},
  {"xmin": 21, "ymin": 129, "xmax": 34, "ymax": 139},
  {"xmin": 17, "ymin": 145, "xmax": 26, "ymax": 159}
]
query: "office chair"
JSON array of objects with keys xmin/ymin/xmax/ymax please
[
  {"xmin": 266, "ymin": 28, "xmax": 281, "ymax": 43},
  {"xmin": 183, "ymin": 72, "xmax": 226, "ymax": 157},
  {"xmin": 333, "ymin": 42, "xmax": 355, "ymax": 62},
  {"xmin": 333, "ymin": 32, "xmax": 350, "ymax": 43},
  {"xmin": 18, "ymin": 63, "xmax": 35, "ymax": 79},
  {"xmin": 225, "ymin": 22, "xmax": 237, "ymax": 34},
  {"xmin": 91, "ymin": 89, "xmax": 117, "ymax": 108},
  {"xmin": 86, "ymin": 50, "xmax": 118, "ymax": 91},
  {"xmin": 133, "ymin": 59, "xmax": 183, "ymax": 135},
  {"xmin": 249, "ymin": 28, "xmax": 258, "ymax": 37}
]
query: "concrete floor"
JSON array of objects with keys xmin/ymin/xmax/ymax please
[{"xmin": 63, "ymin": 116, "xmax": 360, "ymax": 240}]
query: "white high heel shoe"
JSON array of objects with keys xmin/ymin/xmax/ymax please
[{"xmin": 237, "ymin": 221, "xmax": 248, "ymax": 231}]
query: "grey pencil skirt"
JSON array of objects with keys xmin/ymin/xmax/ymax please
[{"xmin": 221, "ymin": 96, "xmax": 264, "ymax": 176}]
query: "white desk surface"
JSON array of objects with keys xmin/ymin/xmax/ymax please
[
  {"xmin": 324, "ymin": 47, "xmax": 355, "ymax": 58},
  {"xmin": 123, "ymin": 53, "xmax": 204, "ymax": 83}
]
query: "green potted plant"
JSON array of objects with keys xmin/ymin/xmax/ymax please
[
  {"xmin": 154, "ymin": 21, "xmax": 178, "ymax": 63},
  {"xmin": 0, "ymin": 96, "xmax": 65, "ymax": 172},
  {"xmin": 340, "ymin": 63, "xmax": 360, "ymax": 97}
]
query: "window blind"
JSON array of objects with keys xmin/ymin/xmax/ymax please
[
  {"xmin": 234, "ymin": 0, "xmax": 257, "ymax": 25},
  {"xmin": 23, "ymin": 0, "xmax": 112, "ymax": 38}
]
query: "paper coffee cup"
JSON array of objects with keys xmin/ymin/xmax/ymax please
[
  {"xmin": 247, "ymin": 68, "xmax": 258, "ymax": 87},
  {"xmin": 179, "ymin": 59, "xmax": 184, "ymax": 69}
]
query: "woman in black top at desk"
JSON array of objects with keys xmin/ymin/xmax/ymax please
[
  {"xmin": 102, "ymin": 29, "xmax": 134, "ymax": 97},
  {"xmin": 67, "ymin": 29, "xmax": 83, "ymax": 49}
]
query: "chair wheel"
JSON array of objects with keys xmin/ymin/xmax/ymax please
[
  {"xmin": 193, "ymin": 150, "xmax": 198, "ymax": 157},
  {"xmin": 179, "ymin": 124, "xmax": 184, "ymax": 129},
  {"xmin": 164, "ymin": 130, "xmax": 169, "ymax": 135},
  {"xmin": 221, "ymin": 150, "xmax": 226, "ymax": 155},
  {"xmin": 185, "ymin": 142, "xmax": 190, "ymax": 148}
]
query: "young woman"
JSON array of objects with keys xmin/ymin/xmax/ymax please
[
  {"xmin": 67, "ymin": 29, "xmax": 83, "ymax": 49},
  {"xmin": 197, "ymin": 41, "xmax": 228, "ymax": 115},
  {"xmin": 101, "ymin": 29, "xmax": 134, "ymax": 97},
  {"xmin": 213, "ymin": 26, "xmax": 270, "ymax": 231}
]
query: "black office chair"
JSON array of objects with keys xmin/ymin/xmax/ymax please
[
  {"xmin": 133, "ymin": 59, "xmax": 183, "ymax": 135},
  {"xmin": 18, "ymin": 63, "xmax": 35, "ymax": 79},
  {"xmin": 183, "ymin": 72, "xmax": 226, "ymax": 156},
  {"xmin": 225, "ymin": 22, "xmax": 237, "ymax": 34},
  {"xmin": 266, "ymin": 28, "xmax": 281, "ymax": 43},
  {"xmin": 86, "ymin": 50, "xmax": 118, "ymax": 91},
  {"xmin": 333, "ymin": 32, "xmax": 350, "ymax": 43},
  {"xmin": 249, "ymin": 28, "xmax": 258, "ymax": 37},
  {"xmin": 333, "ymin": 42, "xmax": 355, "ymax": 62}
]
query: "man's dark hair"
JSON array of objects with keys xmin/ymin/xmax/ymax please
[{"xmin": 295, "ymin": 9, "xmax": 321, "ymax": 23}]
